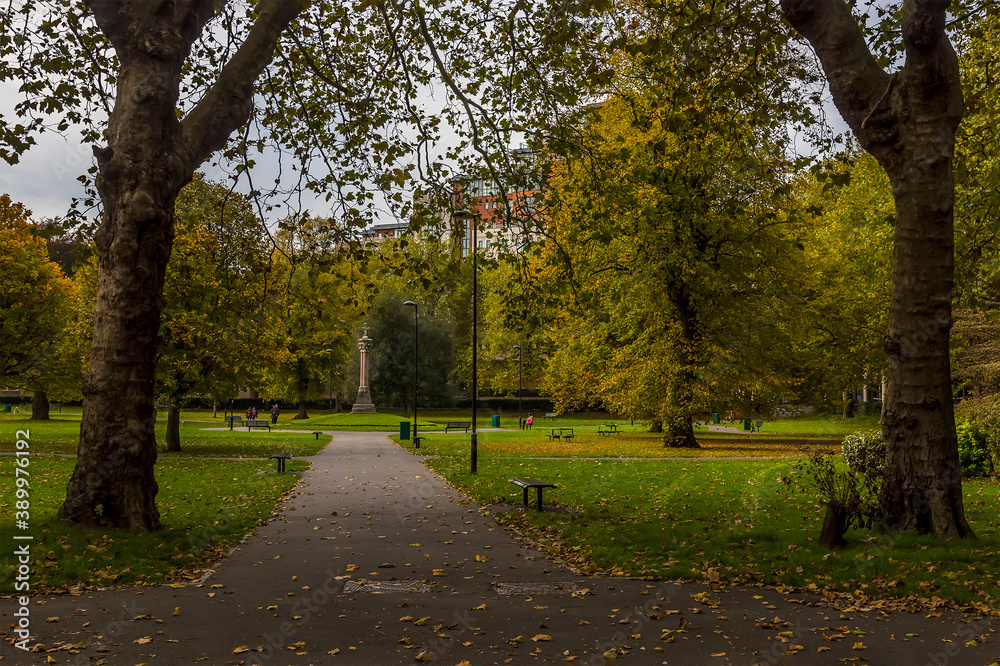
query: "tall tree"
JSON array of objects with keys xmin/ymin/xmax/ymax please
[
  {"xmin": 0, "ymin": 197, "xmax": 75, "ymax": 417},
  {"xmin": 3, "ymin": 0, "xmax": 591, "ymax": 531},
  {"xmin": 157, "ymin": 175, "xmax": 277, "ymax": 451},
  {"xmin": 780, "ymin": 0, "xmax": 973, "ymax": 536}
]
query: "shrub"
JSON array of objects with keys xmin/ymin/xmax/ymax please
[
  {"xmin": 955, "ymin": 418, "xmax": 993, "ymax": 476},
  {"xmin": 841, "ymin": 429, "xmax": 885, "ymax": 481},
  {"xmin": 793, "ymin": 447, "xmax": 881, "ymax": 549}
]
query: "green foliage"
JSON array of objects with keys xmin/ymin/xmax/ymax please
[
  {"xmin": 841, "ymin": 429, "xmax": 886, "ymax": 480},
  {"xmin": 0, "ymin": 197, "xmax": 77, "ymax": 395},
  {"xmin": 956, "ymin": 418, "xmax": 993, "ymax": 477},
  {"xmin": 344, "ymin": 283, "xmax": 455, "ymax": 413}
]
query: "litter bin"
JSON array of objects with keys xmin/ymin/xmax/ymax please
[
  {"xmin": 400, "ymin": 421, "xmax": 410, "ymax": 440},
  {"xmin": 743, "ymin": 418, "xmax": 751, "ymax": 431},
  {"xmin": 2, "ymin": 404, "xmax": 10, "ymax": 413},
  {"xmin": 712, "ymin": 412, "xmax": 720, "ymax": 424},
  {"xmin": 491, "ymin": 415, "xmax": 500, "ymax": 428}
]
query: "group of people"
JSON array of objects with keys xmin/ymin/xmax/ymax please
[{"xmin": 245, "ymin": 404, "xmax": 281, "ymax": 424}]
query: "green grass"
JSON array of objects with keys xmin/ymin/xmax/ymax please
[
  {"xmin": 0, "ymin": 456, "xmax": 304, "ymax": 592},
  {"xmin": 421, "ymin": 447, "xmax": 1000, "ymax": 609},
  {"xmin": 743, "ymin": 413, "xmax": 882, "ymax": 436},
  {"xmin": 0, "ymin": 418, "xmax": 329, "ymax": 457},
  {"xmin": 396, "ymin": 428, "xmax": 839, "ymax": 458}
]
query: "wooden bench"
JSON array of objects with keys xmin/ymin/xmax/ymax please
[
  {"xmin": 509, "ymin": 477, "xmax": 557, "ymax": 511},
  {"xmin": 445, "ymin": 421, "xmax": 471, "ymax": 433},
  {"xmin": 268, "ymin": 452, "xmax": 292, "ymax": 473},
  {"xmin": 225, "ymin": 415, "xmax": 244, "ymax": 426},
  {"xmin": 546, "ymin": 427, "xmax": 575, "ymax": 441},
  {"xmin": 246, "ymin": 419, "xmax": 271, "ymax": 431}
]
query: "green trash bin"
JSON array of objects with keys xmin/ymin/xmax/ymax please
[
  {"xmin": 743, "ymin": 418, "xmax": 751, "ymax": 431},
  {"xmin": 400, "ymin": 421, "xmax": 410, "ymax": 440},
  {"xmin": 712, "ymin": 412, "xmax": 720, "ymax": 424},
  {"xmin": 2, "ymin": 404, "xmax": 10, "ymax": 413},
  {"xmin": 491, "ymin": 415, "xmax": 500, "ymax": 428}
]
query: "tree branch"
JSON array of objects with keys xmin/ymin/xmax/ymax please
[
  {"xmin": 179, "ymin": 0, "xmax": 307, "ymax": 169},
  {"xmin": 779, "ymin": 0, "xmax": 889, "ymax": 138}
]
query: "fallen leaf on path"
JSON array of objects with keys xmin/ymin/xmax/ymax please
[
  {"xmin": 233, "ymin": 646, "xmax": 249, "ymax": 654},
  {"xmin": 532, "ymin": 634, "xmax": 552, "ymax": 642}
]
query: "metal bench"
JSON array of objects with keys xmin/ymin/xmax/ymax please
[
  {"xmin": 597, "ymin": 424, "xmax": 619, "ymax": 436},
  {"xmin": 445, "ymin": 421, "xmax": 471, "ymax": 433},
  {"xmin": 225, "ymin": 415, "xmax": 244, "ymax": 427},
  {"xmin": 268, "ymin": 452, "xmax": 292, "ymax": 473},
  {"xmin": 546, "ymin": 427, "xmax": 575, "ymax": 441},
  {"xmin": 544, "ymin": 412, "xmax": 556, "ymax": 419},
  {"xmin": 246, "ymin": 419, "xmax": 271, "ymax": 431},
  {"xmin": 509, "ymin": 477, "xmax": 557, "ymax": 511},
  {"xmin": 751, "ymin": 419, "xmax": 764, "ymax": 432},
  {"xmin": 311, "ymin": 431, "xmax": 324, "ymax": 440}
]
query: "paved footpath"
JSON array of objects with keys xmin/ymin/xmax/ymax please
[{"xmin": 5, "ymin": 432, "xmax": 997, "ymax": 665}]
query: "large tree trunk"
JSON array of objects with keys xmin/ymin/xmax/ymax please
[
  {"xmin": 30, "ymin": 390, "xmax": 50, "ymax": 421},
  {"xmin": 164, "ymin": 403, "xmax": 182, "ymax": 452},
  {"xmin": 781, "ymin": 0, "xmax": 973, "ymax": 538},
  {"xmin": 842, "ymin": 391, "xmax": 855, "ymax": 419},
  {"xmin": 58, "ymin": 2, "xmax": 303, "ymax": 532},
  {"xmin": 664, "ymin": 418, "xmax": 700, "ymax": 448}
]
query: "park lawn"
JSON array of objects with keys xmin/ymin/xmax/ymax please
[
  {"xmin": 286, "ymin": 411, "xmax": 434, "ymax": 430},
  {"xmin": 396, "ymin": 429, "xmax": 840, "ymax": 459},
  {"xmin": 424, "ymin": 456, "xmax": 1000, "ymax": 609},
  {"xmin": 0, "ymin": 456, "xmax": 305, "ymax": 592},
  {"xmin": 0, "ymin": 418, "xmax": 328, "ymax": 457}
]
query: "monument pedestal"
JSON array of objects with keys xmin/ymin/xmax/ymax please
[
  {"xmin": 351, "ymin": 386, "xmax": 376, "ymax": 414},
  {"xmin": 351, "ymin": 326, "xmax": 377, "ymax": 414}
]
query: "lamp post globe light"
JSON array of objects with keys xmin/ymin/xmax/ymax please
[
  {"xmin": 453, "ymin": 208, "xmax": 477, "ymax": 473},
  {"xmin": 513, "ymin": 344, "xmax": 522, "ymax": 429},
  {"xmin": 403, "ymin": 301, "xmax": 419, "ymax": 448},
  {"xmin": 324, "ymin": 348, "xmax": 334, "ymax": 412}
]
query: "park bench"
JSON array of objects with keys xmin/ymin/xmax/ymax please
[
  {"xmin": 597, "ymin": 424, "xmax": 619, "ymax": 436},
  {"xmin": 268, "ymin": 452, "xmax": 292, "ymax": 473},
  {"xmin": 544, "ymin": 412, "xmax": 556, "ymax": 419},
  {"xmin": 751, "ymin": 419, "xmax": 764, "ymax": 432},
  {"xmin": 311, "ymin": 431, "xmax": 324, "ymax": 440},
  {"xmin": 509, "ymin": 477, "xmax": 557, "ymax": 511},
  {"xmin": 225, "ymin": 415, "xmax": 244, "ymax": 426},
  {"xmin": 246, "ymin": 419, "xmax": 271, "ymax": 431},
  {"xmin": 445, "ymin": 421, "xmax": 471, "ymax": 433},
  {"xmin": 546, "ymin": 427, "xmax": 575, "ymax": 441}
]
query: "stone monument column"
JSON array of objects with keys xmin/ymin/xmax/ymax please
[{"xmin": 351, "ymin": 325, "xmax": 377, "ymax": 414}]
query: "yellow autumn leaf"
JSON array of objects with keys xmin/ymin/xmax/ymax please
[
  {"xmin": 532, "ymin": 634, "xmax": 552, "ymax": 642},
  {"xmin": 233, "ymin": 646, "xmax": 249, "ymax": 654}
]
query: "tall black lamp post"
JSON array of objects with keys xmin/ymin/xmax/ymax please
[
  {"xmin": 455, "ymin": 208, "xmax": 477, "ymax": 473},
  {"xmin": 324, "ymin": 348, "xmax": 334, "ymax": 412},
  {"xmin": 403, "ymin": 300, "xmax": 419, "ymax": 448},
  {"xmin": 513, "ymin": 344, "xmax": 522, "ymax": 429}
]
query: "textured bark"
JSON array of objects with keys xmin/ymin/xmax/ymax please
[
  {"xmin": 818, "ymin": 501, "xmax": 848, "ymax": 549},
  {"xmin": 781, "ymin": 0, "xmax": 972, "ymax": 537},
  {"xmin": 30, "ymin": 390, "xmax": 50, "ymax": 421},
  {"xmin": 664, "ymin": 418, "xmax": 699, "ymax": 448},
  {"xmin": 164, "ymin": 404, "xmax": 182, "ymax": 452},
  {"xmin": 59, "ymin": 0, "xmax": 305, "ymax": 531},
  {"xmin": 842, "ymin": 392, "xmax": 855, "ymax": 419}
]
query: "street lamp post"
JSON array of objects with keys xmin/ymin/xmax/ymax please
[
  {"xmin": 324, "ymin": 348, "xmax": 334, "ymax": 412},
  {"xmin": 403, "ymin": 301, "xmax": 419, "ymax": 449},
  {"xmin": 513, "ymin": 344, "xmax": 522, "ymax": 429},
  {"xmin": 455, "ymin": 208, "xmax": 477, "ymax": 473}
]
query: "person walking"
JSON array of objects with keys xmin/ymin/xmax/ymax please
[{"xmin": 271, "ymin": 403, "xmax": 280, "ymax": 425}]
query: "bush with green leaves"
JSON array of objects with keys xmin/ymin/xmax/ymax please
[
  {"xmin": 955, "ymin": 418, "xmax": 993, "ymax": 476},
  {"xmin": 954, "ymin": 397, "xmax": 1000, "ymax": 476},
  {"xmin": 793, "ymin": 447, "xmax": 882, "ymax": 548},
  {"xmin": 841, "ymin": 429, "xmax": 885, "ymax": 481}
]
